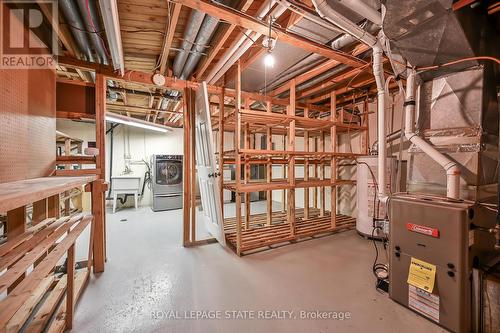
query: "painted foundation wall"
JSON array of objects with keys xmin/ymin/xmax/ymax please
[{"xmin": 56, "ymin": 119, "xmax": 183, "ymax": 207}]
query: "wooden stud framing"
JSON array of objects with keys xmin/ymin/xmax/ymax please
[
  {"xmin": 304, "ymin": 129, "xmax": 310, "ymax": 220},
  {"xmin": 235, "ymin": 61, "xmax": 242, "ymax": 253},
  {"xmin": 218, "ymin": 90, "xmax": 225, "ymax": 217},
  {"xmin": 330, "ymin": 92, "xmax": 337, "ymax": 228},
  {"xmin": 266, "ymin": 101, "xmax": 272, "ymax": 226},
  {"xmin": 6, "ymin": 206, "xmax": 26, "ymax": 238},
  {"xmin": 159, "ymin": 3, "xmax": 182, "ymax": 75},
  {"xmin": 32, "ymin": 199, "xmax": 47, "ymax": 225},
  {"xmin": 65, "ymin": 244, "xmax": 75, "ymax": 329},
  {"xmin": 190, "ymin": 90, "xmax": 197, "ymax": 243},
  {"xmin": 183, "ymin": 88, "xmax": 192, "ymax": 247},
  {"xmin": 288, "ymin": 80, "xmax": 296, "ymax": 236},
  {"xmin": 91, "ymin": 180, "xmax": 105, "ymax": 273},
  {"xmin": 319, "ymin": 131, "xmax": 325, "ymax": 216}
]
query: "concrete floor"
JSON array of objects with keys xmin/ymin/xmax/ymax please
[{"xmin": 73, "ymin": 202, "xmax": 445, "ymax": 333}]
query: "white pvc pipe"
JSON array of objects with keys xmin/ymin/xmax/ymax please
[
  {"xmin": 312, "ymin": 0, "xmax": 377, "ymax": 46},
  {"xmin": 404, "ymin": 70, "xmax": 461, "ymax": 199},
  {"xmin": 337, "ymin": 0, "xmax": 381, "ymax": 26},
  {"xmin": 312, "ymin": 0, "xmax": 386, "ymax": 199},
  {"xmin": 373, "ymin": 44, "xmax": 386, "ymax": 197}
]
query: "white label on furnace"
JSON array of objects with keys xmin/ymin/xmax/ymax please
[
  {"xmin": 408, "ymin": 285, "xmax": 440, "ymax": 323},
  {"xmin": 468, "ymin": 230, "xmax": 475, "ymax": 247}
]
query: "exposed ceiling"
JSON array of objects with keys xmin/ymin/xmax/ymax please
[{"xmin": 44, "ymin": 0, "xmax": 392, "ymax": 127}]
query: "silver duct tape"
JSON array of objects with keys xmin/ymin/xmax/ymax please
[{"xmin": 408, "ymin": 143, "xmax": 482, "ymax": 153}]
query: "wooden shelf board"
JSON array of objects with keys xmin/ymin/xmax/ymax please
[
  {"xmin": 224, "ymin": 210, "xmax": 355, "ymax": 254},
  {"xmin": 223, "ymin": 178, "xmax": 355, "ymax": 192},
  {"xmin": 0, "ymin": 176, "xmax": 97, "ymax": 213},
  {"xmin": 56, "ymin": 155, "xmax": 96, "ymax": 164}
]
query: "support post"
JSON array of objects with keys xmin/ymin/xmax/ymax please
[
  {"xmin": 218, "ymin": 90, "xmax": 225, "ymax": 217},
  {"xmin": 32, "ymin": 199, "xmax": 47, "ymax": 225},
  {"xmin": 313, "ymin": 137, "xmax": 318, "ymax": 210},
  {"xmin": 304, "ymin": 131, "xmax": 309, "ymax": 220},
  {"xmin": 66, "ymin": 244, "xmax": 75, "ymax": 329},
  {"xmin": 288, "ymin": 80, "xmax": 296, "ymax": 236},
  {"xmin": 320, "ymin": 131, "xmax": 325, "ymax": 216},
  {"xmin": 235, "ymin": 60, "xmax": 242, "ymax": 251},
  {"xmin": 6, "ymin": 206, "xmax": 26, "ymax": 238},
  {"xmin": 183, "ymin": 88, "xmax": 192, "ymax": 247},
  {"xmin": 190, "ymin": 90, "xmax": 197, "ymax": 243},
  {"xmin": 91, "ymin": 180, "xmax": 105, "ymax": 273},
  {"xmin": 330, "ymin": 92, "xmax": 337, "ymax": 228},
  {"xmin": 266, "ymin": 101, "xmax": 272, "ymax": 226}
]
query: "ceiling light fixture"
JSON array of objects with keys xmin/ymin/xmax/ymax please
[
  {"xmin": 264, "ymin": 52, "xmax": 275, "ymax": 68},
  {"xmin": 263, "ymin": 15, "xmax": 276, "ymax": 68},
  {"xmin": 105, "ymin": 113, "xmax": 172, "ymax": 133}
]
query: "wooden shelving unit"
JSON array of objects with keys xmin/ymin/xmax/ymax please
[
  {"xmin": 213, "ymin": 62, "xmax": 368, "ymax": 256},
  {"xmin": 0, "ymin": 175, "xmax": 106, "ymax": 332}
]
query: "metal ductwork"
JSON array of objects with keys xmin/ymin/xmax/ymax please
[
  {"xmin": 180, "ymin": 15, "xmax": 219, "ymax": 80},
  {"xmin": 383, "ymin": 0, "xmax": 499, "ymax": 200},
  {"xmin": 76, "ymin": 0, "xmax": 109, "ymax": 65},
  {"xmin": 179, "ymin": 0, "xmax": 238, "ymax": 79},
  {"xmin": 59, "ymin": 0, "xmax": 95, "ymax": 62},
  {"xmin": 331, "ymin": 20, "xmax": 378, "ymax": 49},
  {"xmin": 172, "ymin": 10, "xmax": 206, "ymax": 77},
  {"xmin": 383, "ymin": 0, "xmax": 485, "ymax": 81}
]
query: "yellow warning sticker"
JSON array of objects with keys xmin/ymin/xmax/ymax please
[{"xmin": 407, "ymin": 257, "xmax": 436, "ymax": 292}]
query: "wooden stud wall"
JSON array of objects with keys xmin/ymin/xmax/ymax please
[{"xmin": 209, "ymin": 64, "xmax": 367, "ymax": 256}]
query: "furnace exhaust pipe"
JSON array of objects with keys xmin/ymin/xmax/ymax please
[{"xmin": 311, "ymin": 0, "xmax": 386, "ymax": 198}]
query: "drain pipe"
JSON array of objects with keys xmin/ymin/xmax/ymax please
[
  {"xmin": 335, "ymin": 0, "xmax": 381, "ymax": 26},
  {"xmin": 404, "ymin": 70, "xmax": 461, "ymax": 199},
  {"xmin": 373, "ymin": 44, "xmax": 387, "ymax": 198},
  {"xmin": 312, "ymin": 0, "xmax": 387, "ymax": 198}
]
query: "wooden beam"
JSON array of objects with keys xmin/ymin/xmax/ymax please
[
  {"xmin": 57, "ymin": 111, "xmax": 95, "ymax": 119},
  {"xmin": 56, "ymin": 77, "xmax": 95, "ymax": 87},
  {"xmin": 222, "ymin": 7, "xmax": 307, "ymax": 84},
  {"xmin": 196, "ymin": 0, "xmax": 255, "ymax": 80},
  {"xmin": 159, "ymin": 3, "xmax": 182, "ymax": 75},
  {"xmin": 57, "ymin": 56, "xmax": 331, "ymax": 112},
  {"xmin": 272, "ymin": 44, "xmax": 370, "ymax": 96},
  {"xmin": 107, "ymin": 103, "xmax": 182, "ymax": 116},
  {"xmin": 179, "ymin": 0, "xmax": 366, "ymax": 67}
]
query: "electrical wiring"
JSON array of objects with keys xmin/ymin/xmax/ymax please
[
  {"xmin": 371, "ymin": 226, "xmax": 389, "ymax": 293},
  {"xmin": 416, "ymin": 56, "xmax": 500, "ymax": 72},
  {"xmin": 85, "ymin": 0, "xmax": 111, "ymax": 59}
]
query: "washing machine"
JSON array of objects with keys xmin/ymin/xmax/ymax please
[{"xmin": 152, "ymin": 154, "xmax": 183, "ymax": 211}]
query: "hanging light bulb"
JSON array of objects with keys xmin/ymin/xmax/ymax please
[{"xmin": 264, "ymin": 52, "xmax": 275, "ymax": 68}]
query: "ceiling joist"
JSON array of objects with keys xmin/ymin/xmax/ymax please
[{"xmin": 178, "ymin": 0, "xmax": 366, "ymax": 68}]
